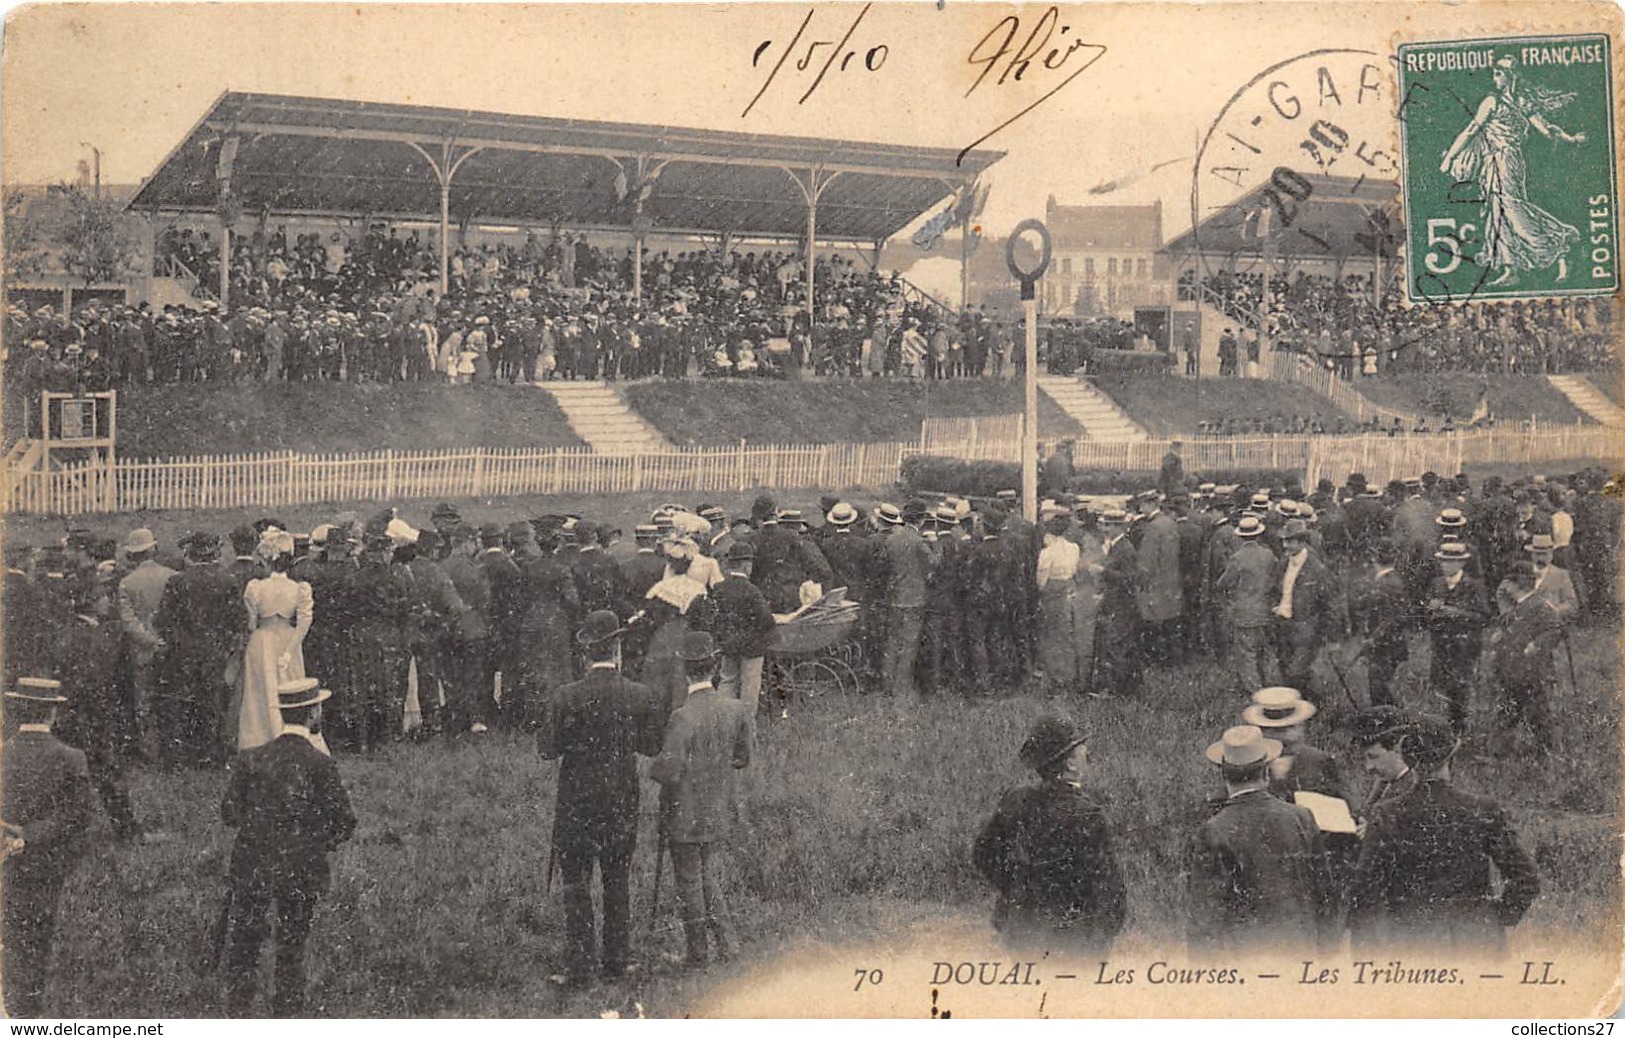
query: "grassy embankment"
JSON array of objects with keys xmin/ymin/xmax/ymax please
[
  {"xmin": 1353, "ymin": 375, "xmax": 1594, "ymax": 426},
  {"xmin": 1088, "ymin": 374, "xmax": 1354, "ymax": 437},
  {"xmin": 623, "ymin": 379, "xmax": 1082, "ymax": 447},
  {"xmin": 39, "ymin": 617, "xmax": 1622, "ymax": 1017}
]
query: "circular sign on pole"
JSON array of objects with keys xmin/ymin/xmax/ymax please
[{"xmin": 1005, "ymin": 218, "xmax": 1052, "ymax": 300}]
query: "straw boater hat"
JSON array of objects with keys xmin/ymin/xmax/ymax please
[
  {"xmin": 1434, "ymin": 541, "xmax": 1471, "ymax": 562},
  {"xmin": 1436, "ymin": 508, "xmax": 1468, "ymax": 530},
  {"xmin": 1098, "ymin": 508, "xmax": 1129, "ymax": 526},
  {"xmin": 875, "ymin": 503, "xmax": 903, "ymax": 526},
  {"xmin": 1242, "ymin": 686, "xmax": 1318, "ymax": 728},
  {"xmin": 1524, "ymin": 534, "xmax": 1556, "ymax": 553},
  {"xmin": 1205, "ymin": 724, "xmax": 1282, "ymax": 766},
  {"xmin": 276, "ymin": 678, "xmax": 331, "ymax": 711},
  {"xmin": 7, "ymin": 677, "xmax": 66, "ymax": 704},
  {"xmin": 827, "ymin": 502, "xmax": 858, "ymax": 527},
  {"xmin": 1235, "ymin": 516, "xmax": 1266, "ymax": 539}
]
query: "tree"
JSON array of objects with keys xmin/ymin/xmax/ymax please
[
  {"xmin": 51, "ymin": 182, "xmax": 139, "ymax": 286},
  {"xmin": 3, "ymin": 190, "xmax": 47, "ymax": 282}
]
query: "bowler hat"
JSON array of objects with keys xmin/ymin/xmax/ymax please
[
  {"xmin": 123, "ymin": 527, "xmax": 157, "ymax": 554},
  {"xmin": 901, "ymin": 500, "xmax": 929, "ymax": 525},
  {"xmin": 724, "ymin": 540, "xmax": 757, "ymax": 562},
  {"xmin": 1205, "ymin": 724, "xmax": 1283, "ymax": 766},
  {"xmin": 181, "ymin": 530, "xmax": 221, "ymax": 560},
  {"xmin": 1242, "ymin": 686, "xmax": 1318, "ymax": 728},
  {"xmin": 1280, "ymin": 518, "xmax": 1310, "ymax": 541},
  {"xmin": 1400, "ymin": 714, "xmax": 1460, "ymax": 772},
  {"xmin": 576, "ymin": 609, "xmax": 625, "ymax": 646},
  {"xmin": 1018, "ymin": 715, "xmax": 1087, "ymax": 773},
  {"xmin": 1524, "ymin": 534, "xmax": 1555, "ymax": 553},
  {"xmin": 479, "ymin": 522, "xmax": 505, "ymax": 544},
  {"xmin": 1351, "ymin": 705, "xmax": 1412, "ymax": 747},
  {"xmin": 677, "ymin": 630, "xmax": 719, "ymax": 662},
  {"xmin": 277, "ymin": 678, "xmax": 331, "ymax": 711}
]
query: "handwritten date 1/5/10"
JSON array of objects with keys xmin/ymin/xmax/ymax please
[{"xmin": 744, "ymin": 4, "xmax": 1107, "ymax": 163}]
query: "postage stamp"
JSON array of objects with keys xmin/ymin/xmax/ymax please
[{"xmin": 1397, "ymin": 33, "xmax": 1619, "ymax": 302}]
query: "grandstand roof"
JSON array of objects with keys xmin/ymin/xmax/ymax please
[
  {"xmin": 1160, "ymin": 175, "xmax": 1400, "ymax": 262},
  {"xmin": 126, "ymin": 92, "xmax": 1004, "ymax": 244}
]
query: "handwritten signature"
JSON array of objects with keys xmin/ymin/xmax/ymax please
[{"xmin": 744, "ymin": 5, "xmax": 1106, "ymax": 165}]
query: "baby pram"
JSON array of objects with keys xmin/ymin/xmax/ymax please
[{"xmin": 764, "ymin": 587, "xmax": 860, "ymax": 711}]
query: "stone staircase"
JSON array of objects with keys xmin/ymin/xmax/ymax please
[
  {"xmin": 536, "ymin": 380, "xmax": 669, "ymax": 454},
  {"xmin": 1037, "ymin": 375, "xmax": 1148, "ymax": 442},
  {"xmin": 1547, "ymin": 374, "xmax": 1624, "ymax": 426}
]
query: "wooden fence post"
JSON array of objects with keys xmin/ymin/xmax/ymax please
[
  {"xmin": 473, "ymin": 447, "xmax": 487, "ymax": 498},
  {"xmin": 385, "ymin": 449, "xmax": 397, "ymax": 500}
]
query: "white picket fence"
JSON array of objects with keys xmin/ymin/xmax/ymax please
[{"xmin": 3, "ymin": 425, "xmax": 1618, "ymax": 517}]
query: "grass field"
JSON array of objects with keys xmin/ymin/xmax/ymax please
[
  {"xmin": 31, "ymin": 383, "xmax": 586, "ymax": 458},
  {"xmin": 1353, "ymin": 376, "xmax": 1593, "ymax": 426},
  {"xmin": 34, "ymin": 608, "xmax": 1623, "ymax": 1017},
  {"xmin": 622, "ymin": 378, "xmax": 1083, "ymax": 447},
  {"xmin": 1588, "ymin": 372, "xmax": 1623, "ymax": 406},
  {"xmin": 1090, "ymin": 374, "xmax": 1354, "ymax": 436}
]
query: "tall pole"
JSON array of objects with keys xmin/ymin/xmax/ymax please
[
  {"xmin": 1193, "ymin": 125, "xmax": 1202, "ymax": 415},
  {"xmin": 439, "ymin": 180, "xmax": 451, "ymax": 298},
  {"xmin": 805, "ymin": 192, "xmax": 817, "ymax": 326},
  {"xmin": 1022, "ymin": 297, "xmax": 1039, "ymax": 522},
  {"xmin": 219, "ymin": 223, "xmax": 230, "ymax": 311},
  {"xmin": 960, "ymin": 219, "xmax": 970, "ymax": 310}
]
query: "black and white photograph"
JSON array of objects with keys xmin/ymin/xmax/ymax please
[{"xmin": 0, "ymin": 1, "xmax": 1620, "ymax": 1020}]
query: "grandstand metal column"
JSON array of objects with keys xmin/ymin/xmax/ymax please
[{"xmin": 405, "ymin": 141, "xmax": 487, "ymax": 296}]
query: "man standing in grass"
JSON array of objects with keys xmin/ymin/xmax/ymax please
[
  {"xmin": 2, "ymin": 678, "xmax": 92, "ymax": 1018},
  {"xmin": 221, "ymin": 679, "xmax": 355, "ymax": 1017},
  {"xmin": 973, "ymin": 715, "xmax": 1126, "ymax": 954},
  {"xmin": 1188, "ymin": 725, "xmax": 1332, "ymax": 954},
  {"xmin": 540, "ymin": 611, "xmax": 662, "ymax": 985},
  {"xmin": 650, "ymin": 632, "xmax": 753, "ymax": 969},
  {"xmin": 1347, "ymin": 714, "xmax": 1539, "ymax": 951}
]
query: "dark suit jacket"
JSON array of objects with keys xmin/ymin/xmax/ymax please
[
  {"xmin": 1099, "ymin": 536, "xmax": 1140, "ymax": 627},
  {"xmin": 1, "ymin": 729, "xmax": 92, "ymax": 880},
  {"xmin": 540, "ymin": 667, "xmax": 662, "ymax": 854},
  {"xmin": 1348, "ymin": 778, "xmax": 1539, "ymax": 948},
  {"xmin": 752, "ymin": 527, "xmax": 833, "ymax": 613},
  {"xmin": 650, "ymin": 686, "xmax": 752, "ymax": 844},
  {"xmin": 571, "ymin": 548, "xmax": 627, "ymax": 617},
  {"xmin": 153, "ymin": 563, "xmax": 242, "ymax": 697},
  {"xmin": 1268, "ymin": 742, "xmax": 1348, "ymax": 803},
  {"xmin": 819, "ymin": 531, "xmax": 876, "ymax": 602},
  {"xmin": 478, "ymin": 549, "xmax": 524, "ymax": 647},
  {"xmin": 618, "ymin": 550, "xmax": 667, "ymax": 615},
  {"xmin": 1275, "ymin": 549, "xmax": 1334, "ymax": 643},
  {"xmin": 1187, "ymin": 789, "xmax": 1331, "ymax": 952},
  {"xmin": 710, "ymin": 575, "xmax": 777, "ymax": 659},
  {"xmin": 973, "ymin": 780, "xmax": 1127, "ymax": 951},
  {"xmin": 222, "ymin": 732, "xmax": 356, "ymax": 894},
  {"xmin": 1423, "ymin": 573, "xmax": 1491, "ymax": 655}
]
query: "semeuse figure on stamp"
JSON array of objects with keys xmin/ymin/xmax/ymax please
[
  {"xmin": 1440, "ymin": 54, "xmax": 1586, "ymax": 287},
  {"xmin": 973, "ymin": 715, "xmax": 1126, "ymax": 955}
]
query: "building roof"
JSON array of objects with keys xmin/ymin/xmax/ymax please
[
  {"xmin": 1044, "ymin": 198, "xmax": 1163, "ymax": 251},
  {"xmin": 126, "ymin": 92, "xmax": 1004, "ymax": 245},
  {"xmin": 1160, "ymin": 175, "xmax": 1400, "ymax": 262}
]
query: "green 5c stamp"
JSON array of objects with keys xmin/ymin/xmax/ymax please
[{"xmin": 1398, "ymin": 34, "xmax": 1618, "ymax": 301}]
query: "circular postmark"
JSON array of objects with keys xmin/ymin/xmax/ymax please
[{"xmin": 1190, "ymin": 48, "xmax": 1411, "ymax": 360}]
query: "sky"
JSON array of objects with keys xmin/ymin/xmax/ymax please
[{"xmin": 2, "ymin": 1, "xmax": 1616, "ymax": 243}]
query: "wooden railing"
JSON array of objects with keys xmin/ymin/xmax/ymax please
[
  {"xmin": 4, "ymin": 427, "xmax": 1618, "ymax": 517},
  {"xmin": 1265, "ymin": 350, "xmax": 1417, "ymax": 424}
]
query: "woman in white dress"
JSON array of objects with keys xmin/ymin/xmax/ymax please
[{"xmin": 236, "ymin": 529, "xmax": 314, "ymax": 751}]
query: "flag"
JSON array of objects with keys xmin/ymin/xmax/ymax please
[
  {"xmin": 952, "ymin": 182, "xmax": 977, "ymax": 225},
  {"xmin": 1469, "ymin": 386, "xmax": 1490, "ymax": 425},
  {"xmin": 911, "ymin": 206, "xmax": 955, "ymax": 251},
  {"xmin": 612, "ymin": 169, "xmax": 629, "ymax": 202}
]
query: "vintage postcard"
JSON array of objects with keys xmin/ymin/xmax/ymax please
[{"xmin": 0, "ymin": 0, "xmax": 1621, "ymax": 1022}]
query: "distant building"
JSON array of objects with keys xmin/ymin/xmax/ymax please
[{"xmin": 1042, "ymin": 196, "xmax": 1169, "ymax": 317}]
